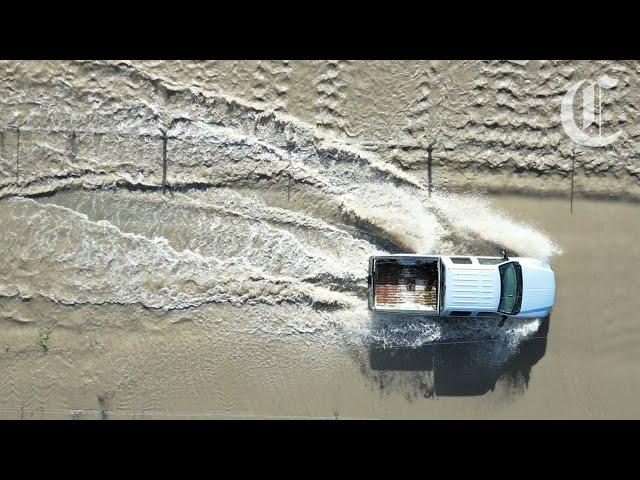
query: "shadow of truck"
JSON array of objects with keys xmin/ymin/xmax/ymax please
[{"xmin": 368, "ymin": 315, "xmax": 549, "ymax": 397}]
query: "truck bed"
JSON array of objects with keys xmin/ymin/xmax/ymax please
[{"xmin": 371, "ymin": 256, "xmax": 439, "ymax": 312}]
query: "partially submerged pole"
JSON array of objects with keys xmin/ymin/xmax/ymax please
[
  {"xmin": 570, "ymin": 152, "xmax": 575, "ymax": 214},
  {"xmin": 15, "ymin": 127, "xmax": 20, "ymax": 183},
  {"xmin": 69, "ymin": 130, "xmax": 77, "ymax": 162},
  {"xmin": 160, "ymin": 129, "xmax": 168, "ymax": 194},
  {"xmin": 426, "ymin": 141, "xmax": 436, "ymax": 198},
  {"xmin": 285, "ymin": 161, "xmax": 293, "ymax": 201}
]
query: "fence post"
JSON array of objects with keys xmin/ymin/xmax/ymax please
[
  {"xmin": 159, "ymin": 129, "xmax": 168, "ymax": 194},
  {"xmin": 570, "ymin": 149, "xmax": 578, "ymax": 214},
  {"xmin": 15, "ymin": 127, "xmax": 20, "ymax": 183},
  {"xmin": 69, "ymin": 130, "xmax": 76, "ymax": 162},
  {"xmin": 426, "ymin": 141, "xmax": 436, "ymax": 198}
]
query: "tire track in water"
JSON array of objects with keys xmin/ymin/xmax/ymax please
[
  {"xmin": 314, "ymin": 60, "xmax": 349, "ymax": 137},
  {"xmin": 404, "ymin": 63, "xmax": 437, "ymax": 139},
  {"xmin": 252, "ymin": 60, "xmax": 291, "ymax": 112}
]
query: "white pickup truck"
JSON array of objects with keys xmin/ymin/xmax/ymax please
[{"xmin": 367, "ymin": 253, "xmax": 555, "ymax": 319}]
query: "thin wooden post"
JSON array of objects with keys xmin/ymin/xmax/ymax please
[
  {"xmin": 426, "ymin": 141, "xmax": 436, "ymax": 198},
  {"xmin": 69, "ymin": 130, "xmax": 76, "ymax": 162},
  {"xmin": 570, "ymin": 153, "xmax": 575, "ymax": 214},
  {"xmin": 159, "ymin": 129, "xmax": 168, "ymax": 194},
  {"xmin": 15, "ymin": 127, "xmax": 20, "ymax": 183}
]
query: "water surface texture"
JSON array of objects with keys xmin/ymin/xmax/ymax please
[{"xmin": 0, "ymin": 61, "xmax": 638, "ymax": 418}]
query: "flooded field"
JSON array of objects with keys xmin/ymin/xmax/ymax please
[
  {"xmin": 0, "ymin": 60, "xmax": 638, "ymax": 419},
  {"xmin": 1, "ymin": 187, "xmax": 637, "ymax": 419}
]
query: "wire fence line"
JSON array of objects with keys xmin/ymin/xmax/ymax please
[
  {"xmin": 0, "ymin": 122, "xmax": 387, "ymax": 195},
  {"xmin": 0, "ymin": 124, "xmax": 270, "ymax": 190},
  {"xmin": 1, "ymin": 124, "xmax": 172, "ymax": 139},
  {"xmin": 0, "ymin": 124, "xmax": 318, "ymax": 165},
  {"xmin": 0, "ymin": 124, "xmax": 592, "ymax": 211},
  {"xmin": 0, "ymin": 124, "xmax": 416, "ymax": 198}
]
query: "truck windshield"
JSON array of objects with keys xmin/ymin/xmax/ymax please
[{"xmin": 498, "ymin": 262, "xmax": 522, "ymax": 315}]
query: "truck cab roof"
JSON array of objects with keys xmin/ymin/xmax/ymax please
[{"xmin": 442, "ymin": 257, "xmax": 501, "ymax": 312}]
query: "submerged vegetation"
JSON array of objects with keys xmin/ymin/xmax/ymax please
[{"xmin": 39, "ymin": 327, "xmax": 52, "ymax": 353}]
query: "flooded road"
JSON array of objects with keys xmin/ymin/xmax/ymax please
[
  {"xmin": 491, "ymin": 195, "xmax": 640, "ymax": 418},
  {"xmin": 1, "ymin": 60, "xmax": 638, "ymax": 419},
  {"xmin": 1, "ymin": 189, "xmax": 637, "ymax": 419}
]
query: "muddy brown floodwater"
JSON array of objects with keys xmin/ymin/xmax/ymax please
[
  {"xmin": 0, "ymin": 192, "xmax": 638, "ymax": 419},
  {"xmin": 1, "ymin": 60, "xmax": 639, "ymax": 419}
]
